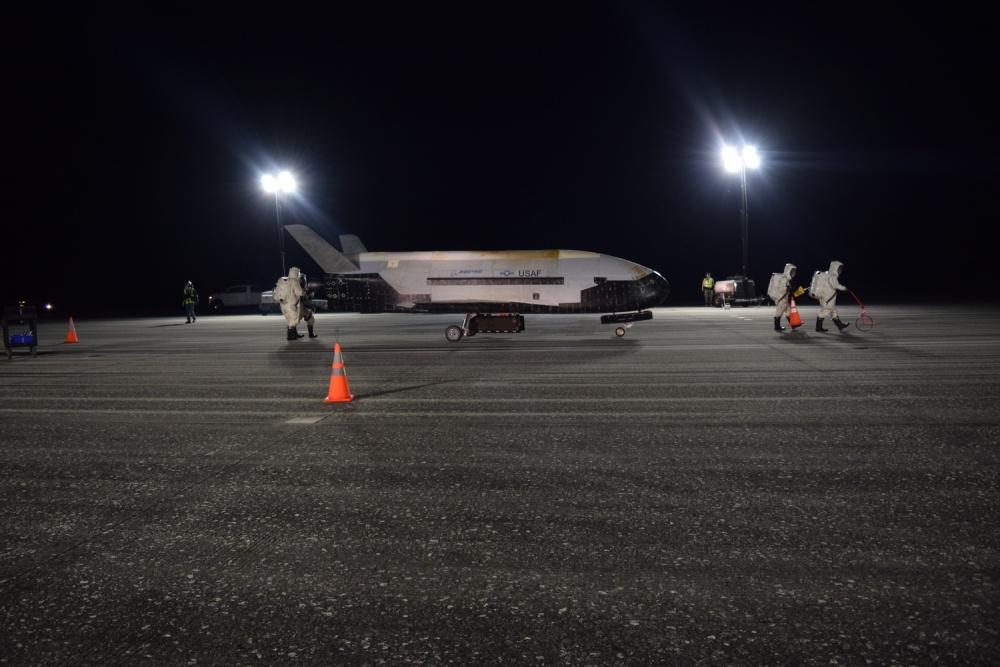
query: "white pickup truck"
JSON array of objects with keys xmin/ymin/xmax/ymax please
[{"xmin": 207, "ymin": 285, "xmax": 266, "ymax": 313}]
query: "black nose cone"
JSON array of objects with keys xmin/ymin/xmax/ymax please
[{"xmin": 641, "ymin": 271, "xmax": 669, "ymax": 307}]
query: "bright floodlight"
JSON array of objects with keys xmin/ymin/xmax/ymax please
[
  {"xmin": 722, "ymin": 145, "xmax": 760, "ymax": 172},
  {"xmin": 262, "ymin": 171, "xmax": 296, "ymax": 193},
  {"xmin": 722, "ymin": 146, "xmax": 741, "ymax": 172}
]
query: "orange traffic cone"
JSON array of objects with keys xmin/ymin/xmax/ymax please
[
  {"xmin": 324, "ymin": 343, "xmax": 354, "ymax": 403},
  {"xmin": 788, "ymin": 298, "xmax": 803, "ymax": 329},
  {"xmin": 64, "ymin": 317, "xmax": 80, "ymax": 343}
]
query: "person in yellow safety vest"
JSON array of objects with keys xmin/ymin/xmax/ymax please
[
  {"xmin": 182, "ymin": 281, "xmax": 198, "ymax": 324},
  {"xmin": 701, "ymin": 273, "xmax": 715, "ymax": 306}
]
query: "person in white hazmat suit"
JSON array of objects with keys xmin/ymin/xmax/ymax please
[
  {"xmin": 274, "ymin": 266, "xmax": 318, "ymax": 340},
  {"xmin": 811, "ymin": 260, "xmax": 849, "ymax": 332},
  {"xmin": 767, "ymin": 263, "xmax": 799, "ymax": 331}
]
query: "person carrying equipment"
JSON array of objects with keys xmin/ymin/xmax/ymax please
[
  {"xmin": 766, "ymin": 263, "xmax": 800, "ymax": 331},
  {"xmin": 809, "ymin": 260, "xmax": 850, "ymax": 332}
]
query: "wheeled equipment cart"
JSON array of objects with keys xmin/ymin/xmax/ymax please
[{"xmin": 3, "ymin": 305, "xmax": 38, "ymax": 359}]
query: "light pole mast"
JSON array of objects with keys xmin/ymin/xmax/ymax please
[
  {"xmin": 262, "ymin": 171, "xmax": 296, "ymax": 277},
  {"xmin": 722, "ymin": 145, "xmax": 760, "ymax": 280},
  {"xmin": 274, "ymin": 189, "xmax": 286, "ymax": 277},
  {"xmin": 739, "ymin": 158, "xmax": 749, "ymax": 279}
]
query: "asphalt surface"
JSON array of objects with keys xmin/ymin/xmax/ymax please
[{"xmin": 2, "ymin": 304, "xmax": 998, "ymax": 665}]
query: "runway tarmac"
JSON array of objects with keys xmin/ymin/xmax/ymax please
[{"xmin": 2, "ymin": 304, "xmax": 998, "ymax": 664}]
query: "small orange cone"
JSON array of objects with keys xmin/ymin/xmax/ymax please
[
  {"xmin": 64, "ymin": 317, "xmax": 80, "ymax": 343},
  {"xmin": 788, "ymin": 298, "xmax": 803, "ymax": 329},
  {"xmin": 324, "ymin": 343, "xmax": 354, "ymax": 403}
]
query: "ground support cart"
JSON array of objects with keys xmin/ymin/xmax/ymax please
[
  {"xmin": 712, "ymin": 276, "xmax": 765, "ymax": 308},
  {"xmin": 3, "ymin": 306, "xmax": 38, "ymax": 359}
]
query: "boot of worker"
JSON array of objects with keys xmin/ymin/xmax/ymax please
[
  {"xmin": 308, "ymin": 324, "xmax": 318, "ymax": 338},
  {"xmin": 833, "ymin": 317, "xmax": 849, "ymax": 331},
  {"xmin": 293, "ymin": 326, "xmax": 304, "ymax": 338},
  {"xmin": 287, "ymin": 327, "xmax": 299, "ymax": 341},
  {"xmin": 774, "ymin": 317, "xmax": 785, "ymax": 331},
  {"xmin": 816, "ymin": 318, "xmax": 828, "ymax": 333}
]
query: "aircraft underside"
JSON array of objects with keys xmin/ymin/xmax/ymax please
[
  {"xmin": 322, "ymin": 272, "xmax": 669, "ymax": 340},
  {"xmin": 322, "ymin": 272, "xmax": 668, "ymax": 315}
]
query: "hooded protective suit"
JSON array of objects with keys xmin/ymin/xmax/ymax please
[
  {"xmin": 766, "ymin": 264, "xmax": 799, "ymax": 331},
  {"xmin": 812, "ymin": 260, "xmax": 847, "ymax": 319},
  {"xmin": 768, "ymin": 263, "xmax": 797, "ymax": 320},
  {"xmin": 275, "ymin": 267, "xmax": 316, "ymax": 339}
]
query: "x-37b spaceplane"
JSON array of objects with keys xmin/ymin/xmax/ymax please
[{"xmin": 284, "ymin": 224, "xmax": 669, "ymax": 340}]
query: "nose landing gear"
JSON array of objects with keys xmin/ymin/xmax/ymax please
[{"xmin": 602, "ymin": 310, "xmax": 653, "ymax": 337}]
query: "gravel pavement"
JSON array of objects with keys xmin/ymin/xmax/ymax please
[{"xmin": 2, "ymin": 305, "xmax": 998, "ymax": 665}]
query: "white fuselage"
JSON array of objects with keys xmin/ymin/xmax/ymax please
[
  {"xmin": 281, "ymin": 224, "xmax": 669, "ymax": 315},
  {"xmin": 350, "ymin": 250, "xmax": 650, "ymax": 308}
]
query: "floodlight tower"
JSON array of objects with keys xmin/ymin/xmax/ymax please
[
  {"xmin": 262, "ymin": 171, "xmax": 296, "ymax": 277},
  {"xmin": 722, "ymin": 145, "xmax": 760, "ymax": 280}
]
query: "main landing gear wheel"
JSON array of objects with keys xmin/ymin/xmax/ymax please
[
  {"xmin": 445, "ymin": 325, "xmax": 463, "ymax": 342},
  {"xmin": 614, "ymin": 321, "xmax": 634, "ymax": 337}
]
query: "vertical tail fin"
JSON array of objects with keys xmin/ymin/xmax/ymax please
[{"xmin": 339, "ymin": 235, "xmax": 367, "ymax": 254}]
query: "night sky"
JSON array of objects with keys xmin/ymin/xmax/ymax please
[{"xmin": 9, "ymin": 4, "xmax": 996, "ymax": 316}]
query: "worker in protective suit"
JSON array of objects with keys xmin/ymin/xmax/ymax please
[
  {"xmin": 767, "ymin": 263, "xmax": 799, "ymax": 331},
  {"xmin": 812, "ymin": 260, "xmax": 849, "ymax": 332},
  {"xmin": 275, "ymin": 266, "xmax": 318, "ymax": 340}
]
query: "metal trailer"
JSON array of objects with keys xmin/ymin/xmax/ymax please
[
  {"xmin": 3, "ymin": 305, "xmax": 38, "ymax": 359},
  {"xmin": 712, "ymin": 276, "xmax": 765, "ymax": 308}
]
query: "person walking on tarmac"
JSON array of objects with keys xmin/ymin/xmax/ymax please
[
  {"xmin": 811, "ymin": 260, "xmax": 850, "ymax": 332},
  {"xmin": 701, "ymin": 272, "xmax": 715, "ymax": 306},
  {"xmin": 182, "ymin": 281, "xmax": 198, "ymax": 324},
  {"xmin": 766, "ymin": 263, "xmax": 799, "ymax": 331},
  {"xmin": 274, "ymin": 266, "xmax": 318, "ymax": 340}
]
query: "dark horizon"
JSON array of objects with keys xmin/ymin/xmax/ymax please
[{"xmin": 8, "ymin": 5, "xmax": 995, "ymax": 317}]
